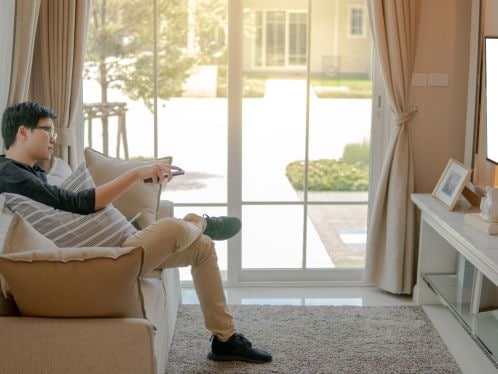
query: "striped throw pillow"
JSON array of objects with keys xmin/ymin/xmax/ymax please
[{"xmin": 2, "ymin": 164, "xmax": 137, "ymax": 247}]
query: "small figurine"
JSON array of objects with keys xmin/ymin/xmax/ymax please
[{"xmin": 480, "ymin": 187, "xmax": 498, "ymax": 222}]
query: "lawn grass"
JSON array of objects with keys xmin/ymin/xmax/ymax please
[
  {"xmin": 217, "ymin": 70, "xmax": 372, "ymax": 99},
  {"xmin": 311, "ymin": 78, "xmax": 372, "ymax": 98}
]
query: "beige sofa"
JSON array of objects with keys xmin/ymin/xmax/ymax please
[{"xmin": 0, "ymin": 198, "xmax": 182, "ymax": 374}]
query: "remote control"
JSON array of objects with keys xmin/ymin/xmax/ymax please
[{"xmin": 143, "ymin": 169, "xmax": 185, "ymax": 183}]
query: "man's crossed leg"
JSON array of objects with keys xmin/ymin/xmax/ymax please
[{"xmin": 121, "ymin": 214, "xmax": 272, "ymax": 364}]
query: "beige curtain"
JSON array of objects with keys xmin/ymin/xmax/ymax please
[
  {"xmin": 365, "ymin": 0, "xmax": 420, "ymax": 294},
  {"xmin": 7, "ymin": 0, "xmax": 42, "ymax": 105},
  {"xmin": 30, "ymin": 0, "xmax": 91, "ymax": 168}
]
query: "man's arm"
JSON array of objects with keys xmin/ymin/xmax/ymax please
[{"xmin": 94, "ymin": 161, "xmax": 174, "ymax": 210}]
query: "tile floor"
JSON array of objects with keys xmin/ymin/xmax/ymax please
[{"xmin": 181, "ymin": 286, "xmax": 498, "ymax": 374}]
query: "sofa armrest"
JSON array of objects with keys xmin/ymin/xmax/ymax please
[
  {"xmin": 158, "ymin": 200, "xmax": 174, "ymax": 219},
  {"xmin": 0, "ymin": 317, "xmax": 157, "ymax": 374}
]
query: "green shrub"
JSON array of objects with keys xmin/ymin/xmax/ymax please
[
  {"xmin": 342, "ymin": 142, "xmax": 370, "ymax": 166},
  {"xmin": 286, "ymin": 159, "xmax": 369, "ymax": 191},
  {"xmin": 217, "ymin": 66, "xmax": 265, "ymax": 97}
]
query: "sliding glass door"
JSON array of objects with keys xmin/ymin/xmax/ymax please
[{"xmin": 83, "ymin": 0, "xmax": 374, "ymax": 284}]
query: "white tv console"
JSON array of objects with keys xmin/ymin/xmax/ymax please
[{"xmin": 412, "ymin": 193, "xmax": 498, "ymax": 363}]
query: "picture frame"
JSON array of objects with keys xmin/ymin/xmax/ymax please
[{"xmin": 432, "ymin": 158, "xmax": 472, "ymax": 210}]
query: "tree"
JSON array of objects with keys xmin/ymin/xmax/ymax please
[{"xmin": 85, "ymin": 0, "xmax": 195, "ymax": 112}]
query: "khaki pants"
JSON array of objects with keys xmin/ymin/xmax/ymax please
[{"xmin": 121, "ymin": 213, "xmax": 235, "ymax": 341}]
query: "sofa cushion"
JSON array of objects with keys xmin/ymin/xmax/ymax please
[
  {"xmin": 0, "ymin": 246, "xmax": 146, "ymax": 318},
  {"xmin": 0, "ymin": 197, "xmax": 58, "ymax": 315},
  {"xmin": 84, "ymin": 148, "xmax": 172, "ymax": 229},
  {"xmin": 2, "ymin": 162, "xmax": 137, "ymax": 247},
  {"xmin": 46, "ymin": 156, "xmax": 73, "ymax": 186},
  {"xmin": 3, "ymin": 162, "xmax": 137, "ymax": 247},
  {"xmin": 3, "ymin": 192, "xmax": 137, "ymax": 247},
  {"xmin": 1, "ymin": 212, "xmax": 57, "ymax": 255},
  {"xmin": 0, "ymin": 207, "xmax": 53, "ymax": 315}
]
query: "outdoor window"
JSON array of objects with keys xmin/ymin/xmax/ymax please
[
  {"xmin": 253, "ymin": 10, "xmax": 307, "ymax": 68},
  {"xmin": 289, "ymin": 13, "xmax": 307, "ymax": 65},
  {"xmin": 349, "ymin": 6, "xmax": 365, "ymax": 37}
]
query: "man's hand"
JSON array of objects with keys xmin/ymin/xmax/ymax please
[
  {"xmin": 94, "ymin": 161, "xmax": 182, "ymax": 210},
  {"xmin": 133, "ymin": 162, "xmax": 179, "ymax": 184}
]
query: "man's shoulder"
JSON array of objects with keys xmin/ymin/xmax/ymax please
[
  {"xmin": 0, "ymin": 155, "xmax": 10, "ymax": 165},
  {"xmin": 0, "ymin": 157, "xmax": 16, "ymax": 172},
  {"xmin": 0, "ymin": 157, "xmax": 40, "ymax": 184},
  {"xmin": 0, "ymin": 157, "xmax": 24, "ymax": 173}
]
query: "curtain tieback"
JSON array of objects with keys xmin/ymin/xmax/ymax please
[
  {"xmin": 394, "ymin": 106, "xmax": 418, "ymax": 126},
  {"xmin": 58, "ymin": 128, "xmax": 76, "ymax": 147}
]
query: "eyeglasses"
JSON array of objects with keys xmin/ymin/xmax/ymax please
[{"xmin": 35, "ymin": 126, "xmax": 57, "ymax": 140}]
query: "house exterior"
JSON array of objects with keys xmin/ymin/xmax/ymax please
[{"xmin": 242, "ymin": 0, "xmax": 372, "ymax": 78}]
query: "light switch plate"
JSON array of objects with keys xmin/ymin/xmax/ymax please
[
  {"xmin": 411, "ymin": 73, "xmax": 427, "ymax": 87},
  {"xmin": 428, "ymin": 73, "xmax": 449, "ymax": 87}
]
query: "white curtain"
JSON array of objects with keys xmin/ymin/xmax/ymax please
[
  {"xmin": 30, "ymin": 0, "xmax": 91, "ymax": 168},
  {"xmin": 365, "ymin": 0, "xmax": 420, "ymax": 294},
  {"xmin": 7, "ymin": 0, "xmax": 42, "ymax": 106},
  {"xmin": 0, "ymin": 1, "xmax": 16, "ymax": 148}
]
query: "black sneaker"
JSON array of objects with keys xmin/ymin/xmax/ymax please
[
  {"xmin": 207, "ymin": 333, "xmax": 272, "ymax": 363},
  {"xmin": 203, "ymin": 215, "xmax": 241, "ymax": 241}
]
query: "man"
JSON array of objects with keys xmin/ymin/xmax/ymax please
[{"xmin": 0, "ymin": 101, "xmax": 272, "ymax": 364}]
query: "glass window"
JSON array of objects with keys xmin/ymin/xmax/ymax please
[
  {"xmin": 84, "ymin": 0, "xmax": 374, "ymax": 283},
  {"xmin": 350, "ymin": 8, "xmax": 364, "ymax": 36},
  {"xmin": 289, "ymin": 13, "xmax": 307, "ymax": 66},
  {"xmin": 265, "ymin": 11, "xmax": 286, "ymax": 66},
  {"xmin": 253, "ymin": 10, "xmax": 307, "ymax": 68}
]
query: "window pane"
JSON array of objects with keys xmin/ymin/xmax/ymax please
[
  {"xmin": 174, "ymin": 206, "xmax": 228, "ymax": 281},
  {"xmin": 289, "ymin": 13, "xmax": 307, "ymax": 66},
  {"xmin": 242, "ymin": 205, "xmax": 303, "ymax": 269},
  {"xmin": 84, "ymin": 0, "xmax": 154, "ymax": 159},
  {"xmin": 306, "ymin": 0, "xmax": 372, "ymax": 269},
  {"xmin": 157, "ymin": 0, "xmax": 228, "ymax": 204},
  {"xmin": 265, "ymin": 11, "xmax": 286, "ymax": 66},
  {"xmin": 242, "ymin": 2, "xmax": 307, "ymax": 202},
  {"xmin": 351, "ymin": 8, "xmax": 363, "ymax": 36},
  {"xmin": 306, "ymin": 203, "xmax": 367, "ymax": 268},
  {"xmin": 254, "ymin": 11, "xmax": 263, "ymax": 67}
]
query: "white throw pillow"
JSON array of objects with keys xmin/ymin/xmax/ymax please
[{"xmin": 46, "ymin": 156, "xmax": 73, "ymax": 186}]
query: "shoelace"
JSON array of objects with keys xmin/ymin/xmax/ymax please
[
  {"xmin": 210, "ymin": 333, "xmax": 252, "ymax": 349},
  {"xmin": 203, "ymin": 214, "xmax": 223, "ymax": 232},
  {"xmin": 232, "ymin": 333, "xmax": 252, "ymax": 349}
]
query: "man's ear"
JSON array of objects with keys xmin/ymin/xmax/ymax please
[{"xmin": 18, "ymin": 126, "xmax": 28, "ymax": 138}]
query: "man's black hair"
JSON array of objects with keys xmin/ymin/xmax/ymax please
[{"xmin": 1, "ymin": 102, "xmax": 57, "ymax": 150}]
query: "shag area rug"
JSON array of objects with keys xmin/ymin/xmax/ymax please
[{"xmin": 166, "ymin": 305, "xmax": 461, "ymax": 373}]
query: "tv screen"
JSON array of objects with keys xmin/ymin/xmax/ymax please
[{"xmin": 486, "ymin": 36, "xmax": 498, "ymax": 165}]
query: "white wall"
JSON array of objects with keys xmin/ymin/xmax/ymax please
[{"xmin": 0, "ymin": 0, "xmax": 15, "ymax": 151}]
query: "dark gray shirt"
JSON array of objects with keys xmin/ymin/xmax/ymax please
[{"xmin": 0, "ymin": 155, "xmax": 96, "ymax": 214}]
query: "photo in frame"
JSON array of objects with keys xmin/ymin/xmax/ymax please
[{"xmin": 432, "ymin": 159, "xmax": 472, "ymax": 210}]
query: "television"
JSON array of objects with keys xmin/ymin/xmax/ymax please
[{"xmin": 485, "ymin": 36, "xmax": 498, "ymax": 165}]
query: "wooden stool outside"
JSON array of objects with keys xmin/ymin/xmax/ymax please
[{"xmin": 83, "ymin": 102, "xmax": 129, "ymax": 159}]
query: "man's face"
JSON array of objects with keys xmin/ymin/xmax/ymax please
[{"xmin": 22, "ymin": 117, "xmax": 57, "ymax": 162}]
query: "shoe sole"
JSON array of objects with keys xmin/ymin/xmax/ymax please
[{"xmin": 207, "ymin": 352, "xmax": 272, "ymax": 364}]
